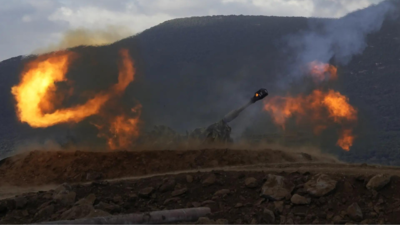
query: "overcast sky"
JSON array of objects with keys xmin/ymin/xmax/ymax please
[{"xmin": 0, "ymin": 0, "xmax": 384, "ymax": 62}]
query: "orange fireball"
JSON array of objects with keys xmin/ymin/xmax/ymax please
[
  {"xmin": 12, "ymin": 48, "xmax": 141, "ymax": 150},
  {"xmin": 263, "ymin": 89, "xmax": 357, "ymax": 151}
]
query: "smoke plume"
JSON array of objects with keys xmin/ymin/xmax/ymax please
[
  {"xmin": 287, "ymin": 0, "xmax": 395, "ymax": 74},
  {"xmin": 34, "ymin": 26, "xmax": 134, "ymax": 54}
]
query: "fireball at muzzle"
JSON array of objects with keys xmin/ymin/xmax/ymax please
[{"xmin": 11, "ymin": 49, "xmax": 141, "ymax": 149}]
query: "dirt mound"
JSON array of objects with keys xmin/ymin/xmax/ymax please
[
  {"xmin": 1, "ymin": 170, "xmax": 399, "ymax": 224},
  {"xmin": 0, "ymin": 148, "xmax": 336, "ymax": 186}
]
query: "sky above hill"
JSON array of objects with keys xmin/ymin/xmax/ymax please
[{"xmin": 0, "ymin": 0, "xmax": 384, "ymax": 62}]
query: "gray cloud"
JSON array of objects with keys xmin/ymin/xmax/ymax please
[{"xmin": 0, "ymin": 0, "xmax": 384, "ymax": 61}]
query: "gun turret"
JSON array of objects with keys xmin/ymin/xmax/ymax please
[{"xmin": 222, "ymin": 88, "xmax": 268, "ymax": 123}]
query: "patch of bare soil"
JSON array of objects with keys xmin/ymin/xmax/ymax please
[{"xmin": 0, "ymin": 148, "xmax": 336, "ymax": 186}]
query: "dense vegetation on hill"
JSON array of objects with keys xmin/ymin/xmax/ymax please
[{"xmin": 0, "ymin": 1, "xmax": 400, "ymax": 165}]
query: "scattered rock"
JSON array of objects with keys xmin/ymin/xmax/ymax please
[
  {"xmin": 86, "ymin": 172, "xmax": 103, "ymax": 181},
  {"xmin": 263, "ymin": 208, "xmax": 276, "ymax": 223},
  {"xmin": 327, "ymin": 212, "xmax": 334, "ymax": 220},
  {"xmin": 274, "ymin": 201, "xmax": 284, "ymax": 213},
  {"xmin": 332, "ymin": 215, "xmax": 343, "ymax": 223},
  {"xmin": 201, "ymin": 200, "xmax": 216, "ymax": 205},
  {"xmin": 202, "ymin": 174, "xmax": 217, "ymax": 186},
  {"xmin": 138, "ymin": 187, "xmax": 155, "ymax": 198},
  {"xmin": 112, "ymin": 195, "xmax": 123, "ymax": 204},
  {"xmin": 159, "ymin": 179, "xmax": 176, "ymax": 192},
  {"xmin": 14, "ymin": 197, "xmax": 28, "ymax": 209},
  {"xmin": 164, "ymin": 197, "xmax": 180, "ymax": 205},
  {"xmin": 186, "ymin": 175, "xmax": 193, "ymax": 183},
  {"xmin": 54, "ymin": 183, "xmax": 72, "ymax": 193},
  {"xmin": 214, "ymin": 189, "xmax": 230, "ymax": 197},
  {"xmin": 366, "ymin": 174, "xmax": 391, "ymax": 191},
  {"xmin": 76, "ymin": 194, "xmax": 96, "ymax": 206},
  {"xmin": 53, "ymin": 191, "xmax": 76, "ymax": 206},
  {"xmin": 261, "ymin": 174, "xmax": 295, "ymax": 201},
  {"xmin": 360, "ymin": 219, "xmax": 371, "ymax": 224},
  {"xmin": 235, "ymin": 203, "xmax": 243, "ymax": 208},
  {"xmin": 171, "ymin": 188, "xmax": 188, "ymax": 197},
  {"xmin": 347, "ymin": 203, "xmax": 363, "ymax": 221},
  {"xmin": 312, "ymin": 218, "xmax": 320, "ymax": 224},
  {"xmin": 86, "ymin": 209, "xmax": 110, "ymax": 218},
  {"xmin": 304, "ymin": 174, "xmax": 337, "ymax": 197},
  {"xmin": 216, "ymin": 218, "xmax": 229, "ymax": 224},
  {"xmin": 127, "ymin": 194, "xmax": 138, "ymax": 202},
  {"xmin": 374, "ymin": 204, "xmax": 384, "ymax": 213},
  {"xmin": 196, "ymin": 217, "xmax": 215, "ymax": 224},
  {"xmin": 60, "ymin": 204, "xmax": 95, "ymax": 220},
  {"xmin": 250, "ymin": 218, "xmax": 258, "ymax": 224},
  {"xmin": 245, "ymin": 177, "xmax": 258, "ymax": 188},
  {"xmin": 291, "ymin": 194, "xmax": 311, "ymax": 205},
  {"xmin": 34, "ymin": 205, "xmax": 55, "ymax": 220},
  {"xmin": 192, "ymin": 202, "xmax": 201, "ymax": 207},
  {"xmin": 255, "ymin": 198, "xmax": 266, "ymax": 206},
  {"xmin": 95, "ymin": 202, "xmax": 121, "ymax": 213}
]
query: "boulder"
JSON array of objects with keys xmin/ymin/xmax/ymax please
[
  {"xmin": 138, "ymin": 187, "xmax": 155, "ymax": 198},
  {"xmin": 34, "ymin": 205, "xmax": 55, "ymax": 220},
  {"xmin": 263, "ymin": 208, "xmax": 276, "ymax": 223},
  {"xmin": 159, "ymin": 179, "xmax": 176, "ymax": 192},
  {"xmin": 86, "ymin": 209, "xmax": 110, "ymax": 218},
  {"xmin": 261, "ymin": 174, "xmax": 295, "ymax": 200},
  {"xmin": 113, "ymin": 195, "xmax": 123, "ymax": 204},
  {"xmin": 53, "ymin": 191, "xmax": 76, "ymax": 206},
  {"xmin": 164, "ymin": 198, "xmax": 180, "ymax": 205},
  {"xmin": 196, "ymin": 217, "xmax": 215, "ymax": 224},
  {"xmin": 186, "ymin": 175, "xmax": 193, "ymax": 183},
  {"xmin": 274, "ymin": 201, "xmax": 284, "ymax": 213},
  {"xmin": 95, "ymin": 202, "xmax": 121, "ymax": 213},
  {"xmin": 202, "ymin": 174, "xmax": 217, "ymax": 186},
  {"xmin": 332, "ymin": 215, "xmax": 343, "ymax": 223},
  {"xmin": 291, "ymin": 194, "xmax": 311, "ymax": 205},
  {"xmin": 60, "ymin": 204, "xmax": 94, "ymax": 220},
  {"xmin": 304, "ymin": 174, "xmax": 337, "ymax": 197},
  {"xmin": 366, "ymin": 174, "xmax": 391, "ymax": 190},
  {"xmin": 347, "ymin": 203, "xmax": 363, "ymax": 221},
  {"xmin": 245, "ymin": 177, "xmax": 258, "ymax": 188},
  {"xmin": 75, "ymin": 194, "xmax": 96, "ymax": 206},
  {"xmin": 214, "ymin": 189, "xmax": 230, "ymax": 197},
  {"xmin": 171, "ymin": 188, "xmax": 188, "ymax": 197}
]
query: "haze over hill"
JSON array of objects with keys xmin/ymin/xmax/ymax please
[{"xmin": 0, "ymin": 0, "xmax": 399, "ymax": 165}]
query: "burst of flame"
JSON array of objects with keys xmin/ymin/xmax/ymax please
[
  {"xmin": 11, "ymin": 51, "xmax": 110, "ymax": 127},
  {"xmin": 263, "ymin": 89, "xmax": 357, "ymax": 150},
  {"xmin": 12, "ymin": 48, "xmax": 141, "ymax": 150},
  {"xmin": 308, "ymin": 61, "xmax": 338, "ymax": 82},
  {"xmin": 101, "ymin": 105, "xmax": 142, "ymax": 150},
  {"xmin": 337, "ymin": 129, "xmax": 355, "ymax": 151}
]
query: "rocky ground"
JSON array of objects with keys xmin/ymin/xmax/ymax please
[{"xmin": 1, "ymin": 149, "xmax": 400, "ymax": 224}]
